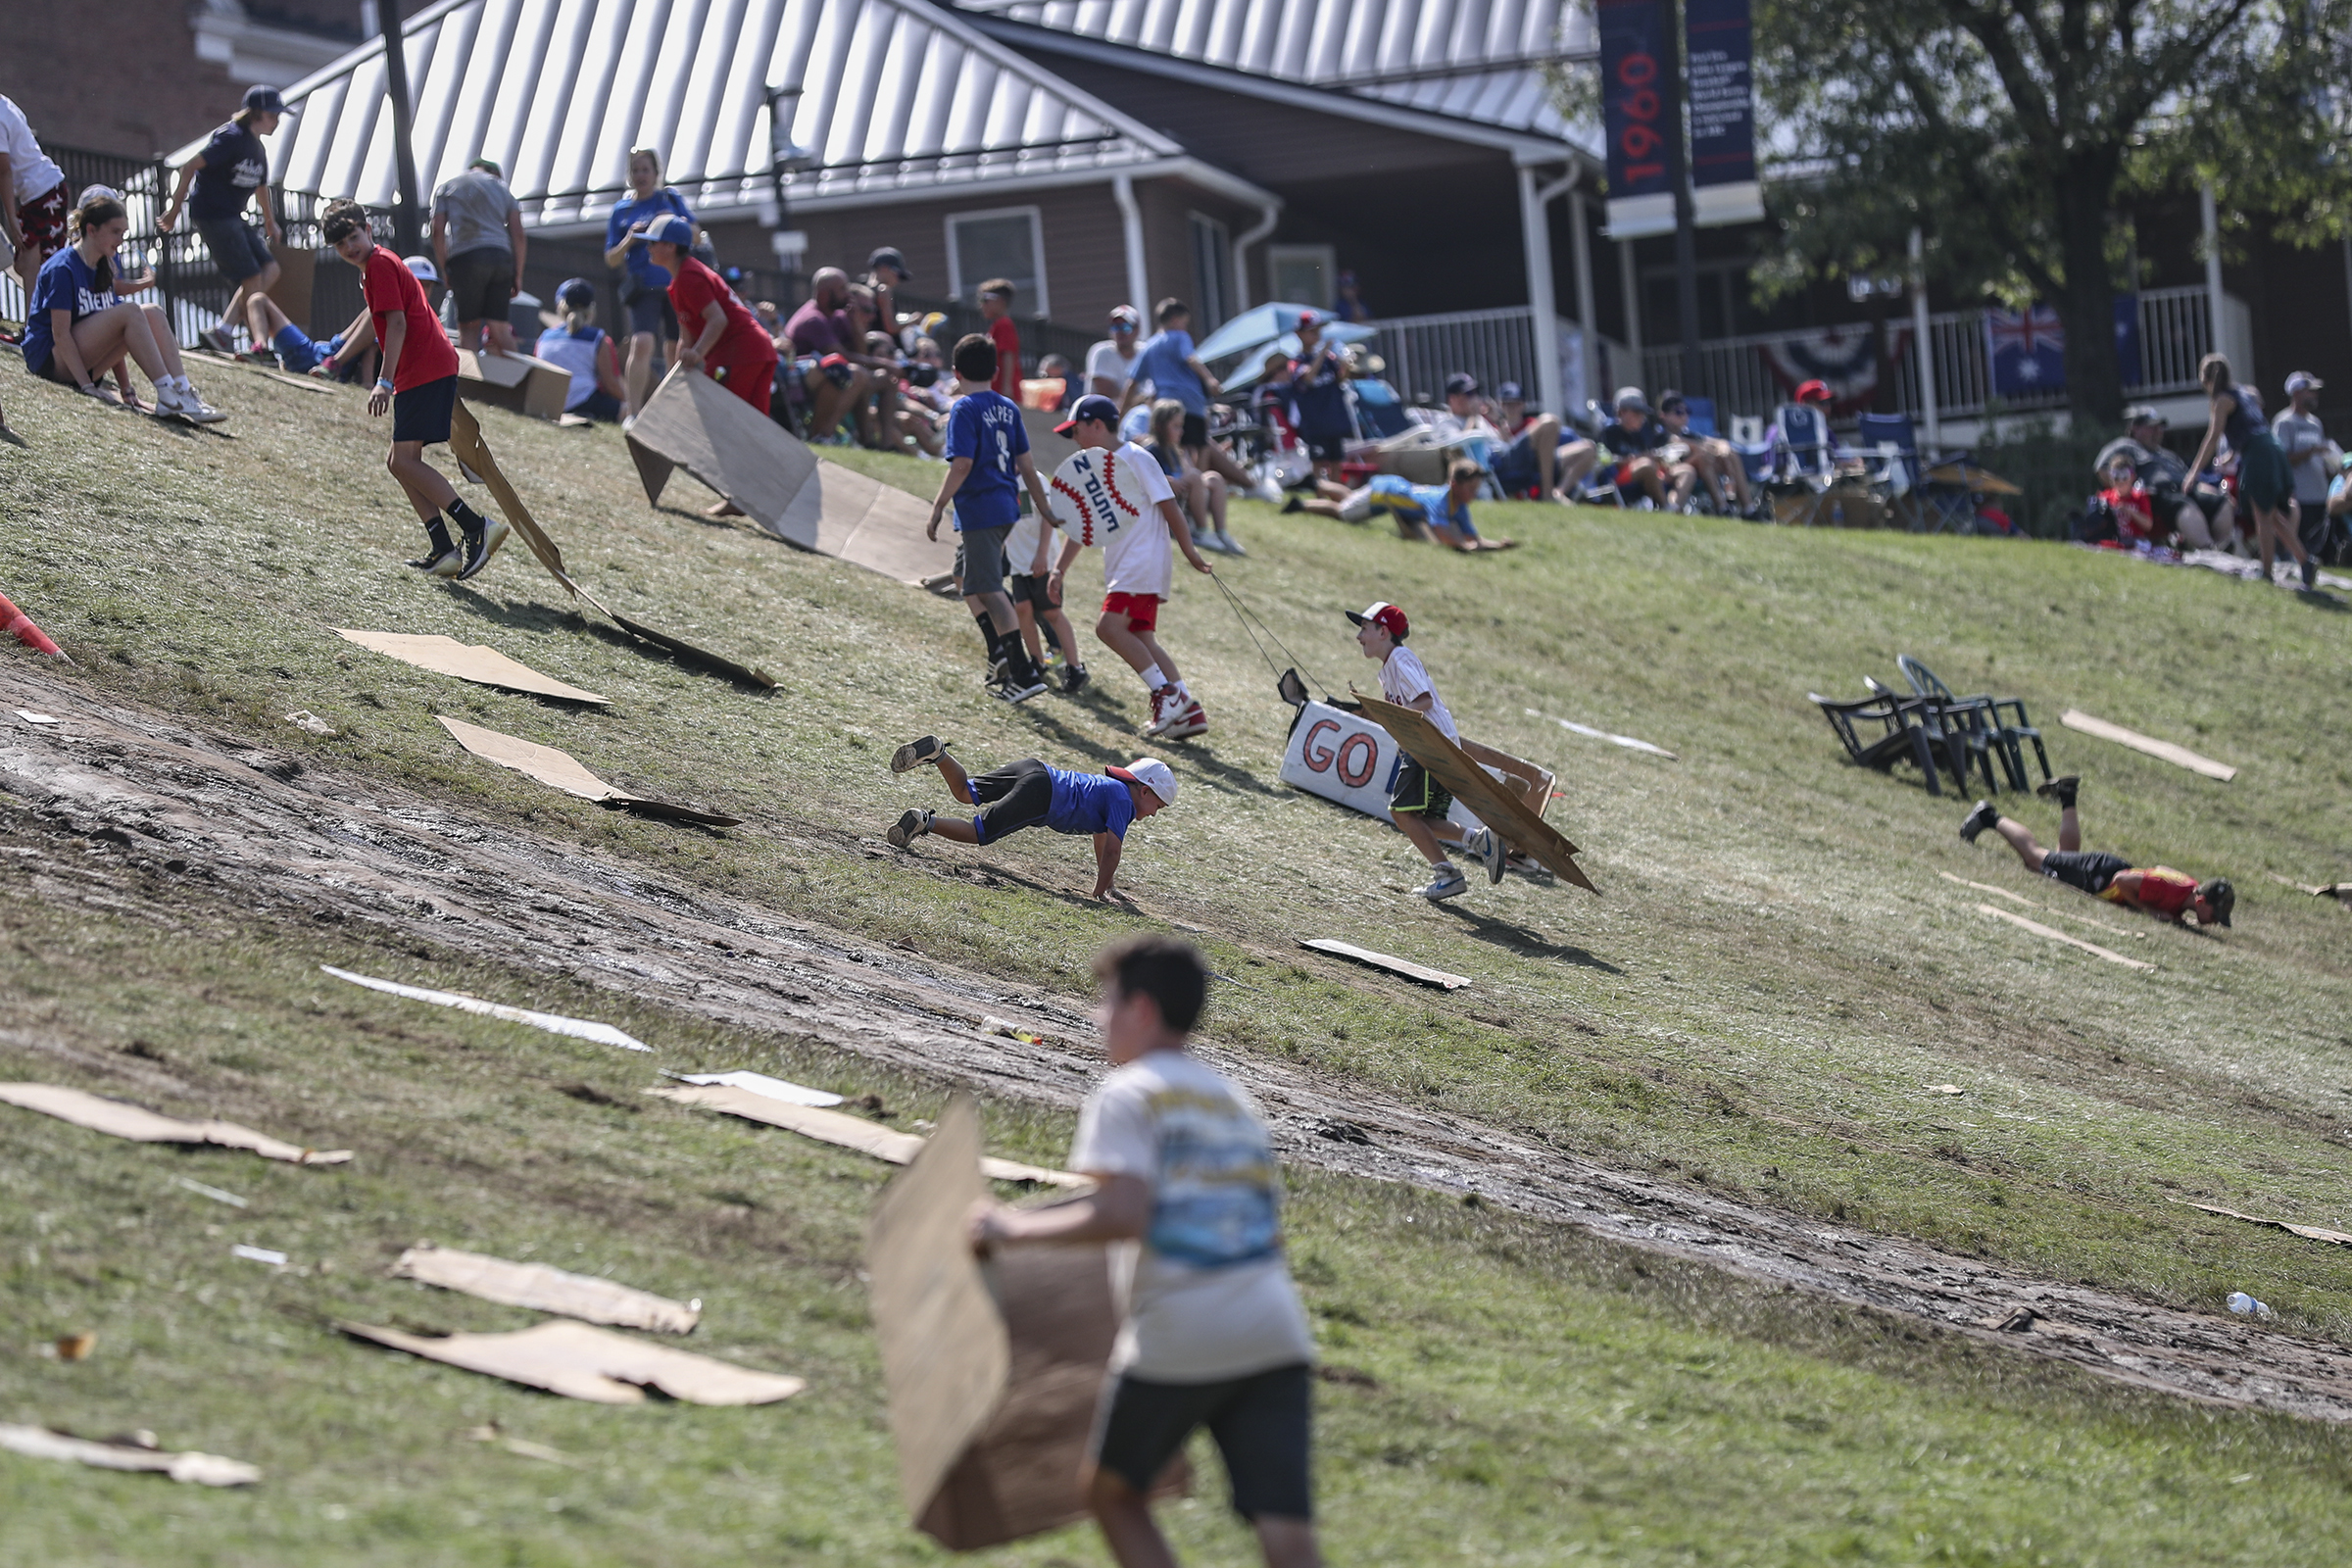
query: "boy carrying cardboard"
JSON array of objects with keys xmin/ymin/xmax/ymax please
[{"xmin": 1348, "ymin": 600, "xmax": 1502, "ymax": 900}]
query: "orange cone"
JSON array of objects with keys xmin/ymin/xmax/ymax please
[{"xmin": 0, "ymin": 592, "xmax": 64, "ymax": 658}]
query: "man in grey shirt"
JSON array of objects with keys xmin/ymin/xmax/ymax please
[
  {"xmin": 430, "ymin": 157, "xmax": 526, "ymax": 354},
  {"xmin": 2274, "ymin": 371, "xmax": 2331, "ymax": 557}
]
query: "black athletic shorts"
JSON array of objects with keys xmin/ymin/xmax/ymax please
[
  {"xmin": 1008, "ymin": 571, "xmax": 1060, "ymax": 612},
  {"xmin": 196, "ymin": 216, "xmax": 273, "ymax": 284},
  {"xmin": 1181, "ymin": 411, "xmax": 1208, "ymax": 450},
  {"xmin": 625, "ymin": 288, "xmax": 679, "ymax": 341},
  {"xmin": 2041, "ymin": 850, "xmax": 2130, "ymax": 896},
  {"xmin": 968, "ymin": 758, "xmax": 1054, "ymax": 845},
  {"xmin": 443, "ymin": 245, "xmax": 515, "ymax": 325},
  {"xmin": 959, "ymin": 524, "xmax": 1011, "ymax": 592},
  {"xmin": 1300, "ymin": 429, "xmax": 1348, "ymax": 465},
  {"xmin": 391, "ymin": 372, "xmax": 458, "ymax": 446},
  {"xmin": 1389, "ymin": 756, "xmax": 1452, "ymax": 818},
  {"xmin": 1092, "ymin": 1362, "xmax": 1313, "ymax": 1521}
]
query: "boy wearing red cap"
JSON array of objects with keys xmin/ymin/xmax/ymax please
[
  {"xmin": 1349, "ymin": 601, "xmax": 1501, "ymax": 900},
  {"xmin": 884, "ymin": 735, "xmax": 1177, "ymax": 901}
]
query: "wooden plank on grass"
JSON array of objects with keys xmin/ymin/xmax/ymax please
[
  {"xmin": 1301, "ymin": 939, "xmax": 1472, "ymax": 990},
  {"xmin": 2060, "ymin": 710, "xmax": 2236, "ymax": 781},
  {"xmin": 1977, "ymin": 905, "xmax": 2152, "ymax": 970}
]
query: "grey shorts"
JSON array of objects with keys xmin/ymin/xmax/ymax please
[
  {"xmin": 958, "ymin": 524, "xmax": 1010, "ymax": 592},
  {"xmin": 196, "ymin": 217, "xmax": 273, "ymax": 284}
]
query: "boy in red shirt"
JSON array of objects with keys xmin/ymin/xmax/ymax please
[
  {"xmin": 1961, "ymin": 778, "xmax": 2232, "ymax": 926},
  {"xmin": 2097, "ymin": 449, "xmax": 2157, "ymax": 543},
  {"xmin": 979, "ymin": 277, "xmax": 1022, "ymax": 400},
  {"xmin": 315, "ymin": 200, "xmax": 504, "ymax": 580},
  {"xmin": 643, "ymin": 214, "xmax": 776, "ymax": 416}
]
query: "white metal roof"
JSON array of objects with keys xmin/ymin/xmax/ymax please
[
  {"xmin": 956, "ymin": 0, "xmax": 1595, "ymax": 146},
  {"xmin": 246, "ymin": 0, "xmax": 1236, "ymax": 228}
]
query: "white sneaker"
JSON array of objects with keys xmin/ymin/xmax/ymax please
[
  {"xmin": 1415, "ymin": 862, "xmax": 1469, "ymax": 901},
  {"xmin": 200, "ymin": 325, "xmax": 237, "ymax": 356},
  {"xmin": 1160, "ymin": 699, "xmax": 1208, "ymax": 740},
  {"xmin": 1143, "ymin": 684, "xmax": 1183, "ymax": 736},
  {"xmin": 178, "ymin": 387, "xmax": 227, "ymax": 424},
  {"xmin": 151, "ymin": 382, "xmax": 190, "ymax": 418},
  {"xmin": 1216, "ymin": 532, "xmax": 1247, "ymax": 557},
  {"xmin": 1469, "ymin": 825, "xmax": 1505, "ymax": 885}
]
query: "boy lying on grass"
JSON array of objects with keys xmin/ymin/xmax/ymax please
[
  {"xmin": 885, "ymin": 737, "xmax": 1176, "ymax": 901},
  {"xmin": 1287, "ymin": 458, "xmax": 1515, "ymax": 552},
  {"xmin": 1962, "ymin": 776, "xmax": 2233, "ymax": 926}
]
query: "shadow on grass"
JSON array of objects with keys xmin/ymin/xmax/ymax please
[
  {"xmin": 437, "ymin": 586, "xmax": 777, "ymax": 694},
  {"xmin": 1439, "ymin": 904, "xmax": 1624, "ymax": 973}
]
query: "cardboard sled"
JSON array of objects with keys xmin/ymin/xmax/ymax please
[
  {"xmin": 626, "ymin": 368, "xmax": 955, "ymax": 585},
  {"xmin": 866, "ymin": 1097, "xmax": 1185, "ymax": 1551},
  {"xmin": 1282, "ymin": 699, "xmax": 1556, "ymax": 841},
  {"xmin": 266, "ymin": 242, "xmax": 315, "ymax": 331},
  {"xmin": 1356, "ymin": 693, "xmax": 1596, "ymax": 892},
  {"xmin": 458, "ymin": 348, "xmax": 572, "ymax": 421}
]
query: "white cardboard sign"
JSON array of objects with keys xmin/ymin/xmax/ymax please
[{"xmin": 1281, "ymin": 701, "xmax": 1482, "ymax": 832}]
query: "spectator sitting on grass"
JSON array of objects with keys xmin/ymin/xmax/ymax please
[
  {"xmin": 1962, "ymin": 778, "xmax": 2231, "ymax": 928},
  {"xmin": 1143, "ymin": 397, "xmax": 1238, "ymax": 558},
  {"xmin": 784, "ymin": 268, "xmax": 872, "ymax": 443},
  {"xmin": 533, "ymin": 277, "xmax": 626, "ymax": 421},
  {"xmin": 160, "ymin": 86, "xmax": 291, "ymax": 356},
  {"xmin": 23, "ymin": 192, "xmax": 224, "ymax": 422},
  {"xmin": 1656, "ymin": 389, "xmax": 1756, "ymax": 516},
  {"xmin": 863, "ymin": 245, "xmax": 914, "ymax": 349},
  {"xmin": 2113, "ymin": 406, "xmax": 2236, "ymax": 551},
  {"xmin": 2093, "ymin": 448, "xmax": 2158, "ymax": 543},
  {"xmin": 1596, "ymin": 388, "xmax": 1683, "ymax": 509},
  {"xmin": 1037, "ymin": 352, "xmax": 1078, "ymax": 411},
  {"xmin": 1490, "ymin": 377, "xmax": 1595, "ymax": 503}
]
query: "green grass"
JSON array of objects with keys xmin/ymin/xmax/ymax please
[{"xmin": 5, "ymin": 365, "xmax": 2352, "ymax": 1560}]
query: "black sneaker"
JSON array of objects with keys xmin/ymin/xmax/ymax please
[
  {"xmin": 1061, "ymin": 662, "xmax": 1090, "ymax": 694},
  {"xmin": 1280, "ymin": 496, "xmax": 1304, "ymax": 514},
  {"xmin": 2034, "ymin": 774, "xmax": 2080, "ymax": 809},
  {"xmin": 994, "ymin": 675, "xmax": 1049, "ymax": 704},
  {"xmin": 1959, "ymin": 801, "xmax": 1999, "ymax": 844},
  {"xmin": 886, "ymin": 808, "xmax": 933, "ymax": 849},
  {"xmin": 407, "ymin": 545, "xmax": 464, "ymax": 577},
  {"xmin": 454, "ymin": 516, "xmax": 491, "ymax": 580},
  {"xmin": 890, "ymin": 736, "xmax": 946, "ymax": 774},
  {"xmin": 982, "ymin": 655, "xmax": 1007, "ymax": 687},
  {"xmin": 2302, "ymin": 557, "xmax": 2321, "ymax": 590}
]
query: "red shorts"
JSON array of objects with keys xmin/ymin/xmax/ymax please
[
  {"xmin": 17, "ymin": 180, "xmax": 68, "ymax": 267},
  {"xmin": 709, "ymin": 350, "xmax": 776, "ymax": 416},
  {"xmin": 1102, "ymin": 591, "xmax": 1160, "ymax": 631}
]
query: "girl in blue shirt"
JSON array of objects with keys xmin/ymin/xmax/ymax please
[
  {"xmin": 601, "ymin": 147, "xmax": 694, "ymax": 419},
  {"xmin": 24, "ymin": 193, "xmax": 222, "ymax": 422}
]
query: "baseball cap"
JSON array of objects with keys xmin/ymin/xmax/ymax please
[
  {"xmin": 402, "ymin": 254, "xmax": 440, "ymax": 283},
  {"xmin": 642, "ymin": 213, "xmax": 695, "ymax": 248},
  {"xmin": 1613, "ymin": 385, "xmax": 1652, "ymax": 415},
  {"xmin": 243, "ymin": 85, "xmax": 295, "ymax": 118},
  {"xmin": 556, "ymin": 276, "xmax": 596, "ymax": 308},
  {"xmin": 1056, "ymin": 393, "xmax": 1122, "ymax": 434},
  {"xmin": 1657, "ymin": 389, "xmax": 1689, "ymax": 413},
  {"xmin": 1109, "ymin": 305, "xmax": 1140, "ymax": 328},
  {"xmin": 1494, "ymin": 380, "xmax": 1524, "ymax": 402},
  {"xmin": 1297, "ymin": 309, "xmax": 1322, "ymax": 328},
  {"xmin": 2198, "ymin": 876, "xmax": 2234, "ymax": 926},
  {"xmin": 867, "ymin": 245, "xmax": 910, "ymax": 277},
  {"xmin": 1444, "ymin": 371, "xmax": 1480, "ymax": 399},
  {"xmin": 1346, "ymin": 600, "xmax": 1409, "ymax": 640},
  {"xmin": 1794, "ymin": 378, "xmax": 1834, "ymax": 404},
  {"xmin": 468, "ymin": 156, "xmax": 503, "ymax": 176},
  {"xmin": 2123, "ymin": 403, "xmax": 2165, "ymax": 426},
  {"xmin": 1108, "ymin": 758, "xmax": 1178, "ymax": 807},
  {"xmin": 2287, "ymin": 370, "xmax": 2325, "ymax": 394}
]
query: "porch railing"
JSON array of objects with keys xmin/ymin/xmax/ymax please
[{"xmin": 1360, "ymin": 305, "xmax": 1634, "ymax": 414}]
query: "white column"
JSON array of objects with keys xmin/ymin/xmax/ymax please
[
  {"xmin": 1570, "ymin": 186, "xmax": 1597, "ymax": 418},
  {"xmin": 1232, "ymin": 202, "xmax": 1279, "ymax": 314},
  {"xmin": 1113, "ymin": 173, "xmax": 1150, "ymax": 321},
  {"xmin": 2201, "ymin": 181, "xmax": 2226, "ymax": 368},
  {"xmin": 1909, "ymin": 226, "xmax": 1938, "ymax": 451},
  {"xmin": 1518, "ymin": 164, "xmax": 1565, "ymax": 419},
  {"xmin": 1618, "ymin": 238, "xmax": 1642, "ymax": 394}
]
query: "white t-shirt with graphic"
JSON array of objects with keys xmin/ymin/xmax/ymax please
[
  {"xmin": 1069, "ymin": 1048, "xmax": 1316, "ymax": 1381},
  {"xmin": 1046, "ymin": 442, "xmax": 1178, "ymax": 598},
  {"xmin": 0, "ymin": 96, "xmax": 65, "ymax": 207},
  {"xmin": 1380, "ymin": 645, "xmax": 1457, "ymax": 740}
]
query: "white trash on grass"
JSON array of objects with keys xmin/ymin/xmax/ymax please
[{"xmin": 321, "ymin": 966, "xmax": 649, "ymax": 1052}]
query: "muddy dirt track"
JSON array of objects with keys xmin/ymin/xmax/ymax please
[{"xmin": 7, "ymin": 662, "xmax": 2352, "ymax": 1424}]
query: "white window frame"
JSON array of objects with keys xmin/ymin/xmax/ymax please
[
  {"xmin": 944, "ymin": 205, "xmax": 1050, "ymax": 317},
  {"xmin": 1188, "ymin": 211, "xmax": 1233, "ymax": 330},
  {"xmin": 1267, "ymin": 243, "xmax": 1338, "ymax": 308}
]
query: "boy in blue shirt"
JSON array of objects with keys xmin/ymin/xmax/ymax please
[
  {"xmin": 1295, "ymin": 459, "xmax": 1515, "ymax": 551},
  {"xmin": 885, "ymin": 737, "xmax": 1178, "ymax": 902},
  {"xmin": 928, "ymin": 332, "xmax": 1055, "ymax": 702}
]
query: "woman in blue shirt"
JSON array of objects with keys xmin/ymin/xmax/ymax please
[
  {"xmin": 24, "ymin": 192, "xmax": 223, "ymax": 422},
  {"xmin": 601, "ymin": 147, "xmax": 693, "ymax": 420}
]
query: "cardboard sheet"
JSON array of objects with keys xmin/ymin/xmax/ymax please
[
  {"xmin": 0, "ymin": 1425, "xmax": 259, "ymax": 1487},
  {"xmin": 625, "ymin": 368, "xmax": 954, "ymax": 584},
  {"xmin": 1300, "ymin": 938, "xmax": 1473, "ymax": 990},
  {"xmin": 320, "ymin": 964, "xmax": 650, "ymax": 1051},
  {"xmin": 666, "ymin": 1070, "xmax": 843, "ymax": 1107},
  {"xmin": 2059, "ymin": 710, "xmax": 2236, "ymax": 781},
  {"xmin": 338, "ymin": 1317, "xmax": 802, "ymax": 1404},
  {"xmin": 0, "ymin": 1083, "xmax": 352, "ymax": 1164},
  {"xmin": 393, "ymin": 1245, "xmax": 701, "ymax": 1333},
  {"xmin": 649, "ymin": 1085, "xmax": 1088, "ymax": 1187},
  {"xmin": 435, "ymin": 715, "xmax": 743, "ymax": 826},
  {"xmin": 336, "ymin": 629, "xmax": 610, "ymax": 705},
  {"xmin": 1357, "ymin": 694, "xmax": 1597, "ymax": 892},
  {"xmin": 1977, "ymin": 904, "xmax": 2153, "ymax": 970},
  {"xmin": 2171, "ymin": 1199, "xmax": 2352, "ymax": 1247}
]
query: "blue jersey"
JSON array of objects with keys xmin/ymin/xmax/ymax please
[
  {"xmin": 1045, "ymin": 766, "xmax": 1138, "ymax": 839},
  {"xmin": 606, "ymin": 188, "xmax": 692, "ymax": 291},
  {"xmin": 23, "ymin": 246, "xmax": 113, "ymax": 375},
  {"xmin": 1132, "ymin": 328, "xmax": 1206, "ymax": 415},
  {"xmin": 1289, "ymin": 344, "xmax": 1348, "ymax": 436},
  {"xmin": 1364, "ymin": 473, "xmax": 1478, "ymax": 539},
  {"xmin": 945, "ymin": 390, "xmax": 1028, "ymax": 531}
]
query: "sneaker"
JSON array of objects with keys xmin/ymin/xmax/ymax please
[
  {"xmin": 890, "ymin": 735, "xmax": 946, "ymax": 774},
  {"xmin": 1216, "ymin": 532, "xmax": 1247, "ymax": 557},
  {"xmin": 1142, "ymin": 684, "xmax": 1180, "ymax": 735},
  {"xmin": 457, "ymin": 516, "xmax": 509, "ymax": 580},
  {"xmin": 1415, "ymin": 862, "xmax": 1469, "ymax": 901},
  {"xmin": 982, "ymin": 655, "xmax": 1007, "ymax": 687},
  {"xmin": 2034, "ymin": 774, "xmax": 2080, "ymax": 809},
  {"xmin": 994, "ymin": 675, "xmax": 1049, "ymax": 704},
  {"xmin": 200, "ymin": 324, "xmax": 237, "ymax": 356},
  {"xmin": 2302, "ymin": 557, "xmax": 2321, "ymax": 590},
  {"xmin": 1468, "ymin": 825, "xmax": 1505, "ymax": 885},
  {"xmin": 1061, "ymin": 662, "xmax": 1090, "ymax": 695},
  {"xmin": 407, "ymin": 545, "xmax": 464, "ymax": 577},
  {"xmin": 175, "ymin": 385, "xmax": 227, "ymax": 423},
  {"xmin": 1280, "ymin": 496, "xmax": 1304, "ymax": 514},
  {"xmin": 1160, "ymin": 699, "xmax": 1208, "ymax": 740},
  {"xmin": 1959, "ymin": 800, "xmax": 2000, "ymax": 844},
  {"xmin": 886, "ymin": 808, "xmax": 933, "ymax": 848}
]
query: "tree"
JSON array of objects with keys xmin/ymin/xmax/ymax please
[{"xmin": 1749, "ymin": 0, "xmax": 2352, "ymax": 429}]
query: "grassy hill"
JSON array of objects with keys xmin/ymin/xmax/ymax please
[{"xmin": 4, "ymin": 362, "xmax": 2352, "ymax": 1564}]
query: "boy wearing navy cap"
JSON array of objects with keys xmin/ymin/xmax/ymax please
[{"xmin": 1349, "ymin": 601, "xmax": 1501, "ymax": 899}]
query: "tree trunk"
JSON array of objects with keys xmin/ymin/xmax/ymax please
[{"xmin": 2056, "ymin": 184, "xmax": 2122, "ymax": 434}]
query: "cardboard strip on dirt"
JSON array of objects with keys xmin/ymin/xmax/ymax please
[
  {"xmin": 0, "ymin": 1425, "xmax": 260, "ymax": 1487},
  {"xmin": 434, "ymin": 715, "xmax": 742, "ymax": 827},
  {"xmin": 335, "ymin": 630, "xmax": 609, "ymax": 705},
  {"xmin": 393, "ymin": 1245, "xmax": 701, "ymax": 1333},
  {"xmin": 337, "ymin": 1318, "xmax": 802, "ymax": 1405},
  {"xmin": 320, "ymin": 965, "xmax": 650, "ymax": 1051},
  {"xmin": 1300, "ymin": 939, "xmax": 1472, "ymax": 991},
  {"xmin": 0, "ymin": 1083, "xmax": 352, "ymax": 1164},
  {"xmin": 650, "ymin": 1085, "xmax": 1088, "ymax": 1188},
  {"xmin": 1976, "ymin": 905, "xmax": 2153, "ymax": 970},
  {"xmin": 2171, "ymin": 1199, "xmax": 2352, "ymax": 1247},
  {"xmin": 2059, "ymin": 710, "xmax": 2236, "ymax": 781}
]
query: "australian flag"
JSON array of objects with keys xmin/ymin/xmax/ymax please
[{"xmin": 1984, "ymin": 306, "xmax": 2065, "ymax": 396}]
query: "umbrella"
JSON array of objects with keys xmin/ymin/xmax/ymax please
[{"xmin": 1194, "ymin": 304, "xmax": 1376, "ymax": 364}]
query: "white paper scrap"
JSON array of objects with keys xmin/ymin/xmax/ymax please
[
  {"xmin": 231, "ymin": 1245, "xmax": 288, "ymax": 1266},
  {"xmin": 1526, "ymin": 709, "xmax": 1677, "ymax": 759},
  {"xmin": 172, "ymin": 1176, "xmax": 248, "ymax": 1208},
  {"xmin": 320, "ymin": 966, "xmax": 650, "ymax": 1052},
  {"xmin": 667, "ymin": 1070, "xmax": 844, "ymax": 1107},
  {"xmin": 15, "ymin": 710, "xmax": 59, "ymax": 725}
]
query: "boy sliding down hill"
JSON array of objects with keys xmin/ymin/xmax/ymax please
[
  {"xmin": 1961, "ymin": 777, "xmax": 2233, "ymax": 927},
  {"xmin": 1290, "ymin": 460, "xmax": 1515, "ymax": 552},
  {"xmin": 885, "ymin": 736, "xmax": 1176, "ymax": 901},
  {"xmin": 1349, "ymin": 601, "xmax": 1503, "ymax": 902},
  {"xmin": 1046, "ymin": 393, "xmax": 1215, "ymax": 739}
]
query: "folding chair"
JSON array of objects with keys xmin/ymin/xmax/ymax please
[
  {"xmin": 1856, "ymin": 413, "xmax": 1929, "ymax": 531},
  {"xmin": 1811, "ymin": 689, "xmax": 1944, "ymax": 795},
  {"xmin": 1568, "ymin": 400, "xmax": 1625, "ymax": 507},
  {"xmin": 1897, "ymin": 655, "xmax": 2049, "ymax": 790},
  {"xmin": 1684, "ymin": 396, "xmax": 1721, "ymax": 436},
  {"xmin": 1768, "ymin": 404, "xmax": 1838, "ymax": 523}
]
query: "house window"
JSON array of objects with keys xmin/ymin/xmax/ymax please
[
  {"xmin": 1189, "ymin": 213, "xmax": 1232, "ymax": 332},
  {"xmin": 946, "ymin": 207, "xmax": 1048, "ymax": 316},
  {"xmin": 1268, "ymin": 244, "xmax": 1336, "ymax": 311}
]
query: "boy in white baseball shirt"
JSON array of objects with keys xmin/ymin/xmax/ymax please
[
  {"xmin": 1349, "ymin": 601, "xmax": 1502, "ymax": 900},
  {"xmin": 969, "ymin": 935, "xmax": 1322, "ymax": 1568},
  {"xmin": 1047, "ymin": 393, "xmax": 1215, "ymax": 739}
]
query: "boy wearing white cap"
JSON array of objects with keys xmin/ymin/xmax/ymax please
[
  {"xmin": 1349, "ymin": 601, "xmax": 1501, "ymax": 900},
  {"xmin": 885, "ymin": 736, "xmax": 1177, "ymax": 901}
]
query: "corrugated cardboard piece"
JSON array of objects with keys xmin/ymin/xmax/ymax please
[
  {"xmin": 0, "ymin": 1083, "xmax": 351, "ymax": 1165},
  {"xmin": 649, "ymin": 1085, "xmax": 1088, "ymax": 1188},
  {"xmin": 337, "ymin": 1318, "xmax": 802, "ymax": 1405},
  {"xmin": 625, "ymin": 369, "xmax": 954, "ymax": 585},
  {"xmin": 1301, "ymin": 939, "xmax": 1473, "ymax": 990},
  {"xmin": 336, "ymin": 629, "xmax": 610, "ymax": 705},
  {"xmin": 0, "ymin": 1425, "xmax": 260, "ymax": 1487},
  {"xmin": 436, "ymin": 715, "xmax": 742, "ymax": 826},
  {"xmin": 1356, "ymin": 693, "xmax": 1597, "ymax": 893},
  {"xmin": 457, "ymin": 348, "xmax": 572, "ymax": 420},
  {"xmin": 393, "ymin": 1245, "xmax": 701, "ymax": 1333}
]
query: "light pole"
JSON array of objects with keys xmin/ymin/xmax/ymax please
[{"xmin": 763, "ymin": 83, "xmax": 811, "ymax": 300}]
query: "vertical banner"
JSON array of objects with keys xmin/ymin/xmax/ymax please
[
  {"xmin": 1598, "ymin": 0, "xmax": 1676, "ymax": 238},
  {"xmin": 1684, "ymin": 0, "xmax": 1764, "ymax": 225}
]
